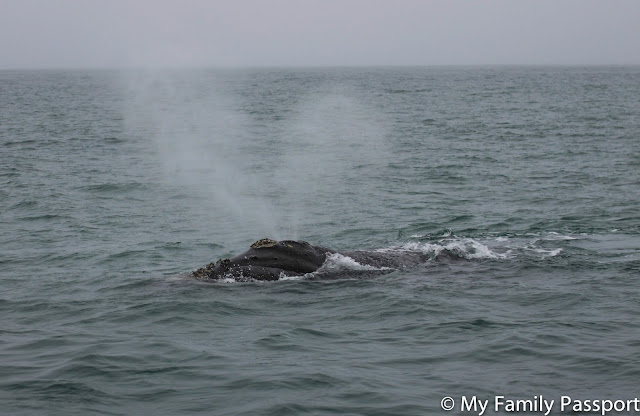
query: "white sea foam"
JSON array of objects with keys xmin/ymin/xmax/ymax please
[
  {"xmin": 319, "ymin": 253, "xmax": 392, "ymax": 272},
  {"xmin": 525, "ymin": 247, "xmax": 563, "ymax": 258},
  {"xmin": 542, "ymin": 232, "xmax": 577, "ymax": 241},
  {"xmin": 392, "ymin": 238, "xmax": 511, "ymax": 260},
  {"xmin": 382, "ymin": 232, "xmax": 569, "ymax": 261},
  {"xmin": 278, "ymin": 273, "xmax": 306, "ymax": 281}
]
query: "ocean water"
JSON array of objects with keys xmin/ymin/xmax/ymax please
[{"xmin": 1, "ymin": 67, "xmax": 639, "ymax": 415}]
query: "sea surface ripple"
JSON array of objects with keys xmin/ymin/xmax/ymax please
[{"xmin": 1, "ymin": 67, "xmax": 639, "ymax": 415}]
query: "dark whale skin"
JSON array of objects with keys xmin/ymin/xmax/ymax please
[
  {"xmin": 193, "ymin": 238, "xmax": 429, "ymax": 282},
  {"xmin": 193, "ymin": 239, "xmax": 335, "ymax": 281}
]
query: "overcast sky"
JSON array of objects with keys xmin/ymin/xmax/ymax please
[{"xmin": 1, "ymin": 0, "xmax": 638, "ymax": 68}]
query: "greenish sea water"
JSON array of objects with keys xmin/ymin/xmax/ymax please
[{"xmin": 1, "ymin": 67, "xmax": 639, "ymax": 415}]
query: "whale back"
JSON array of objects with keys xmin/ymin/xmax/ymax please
[{"xmin": 193, "ymin": 239, "xmax": 431, "ymax": 282}]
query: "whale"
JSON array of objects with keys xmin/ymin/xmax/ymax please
[{"xmin": 192, "ymin": 238, "xmax": 429, "ymax": 282}]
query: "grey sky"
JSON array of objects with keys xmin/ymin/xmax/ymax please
[{"xmin": 1, "ymin": 0, "xmax": 638, "ymax": 68}]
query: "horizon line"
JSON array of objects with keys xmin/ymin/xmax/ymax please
[{"xmin": 2, "ymin": 63, "xmax": 640, "ymax": 71}]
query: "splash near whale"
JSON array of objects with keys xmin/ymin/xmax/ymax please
[{"xmin": 193, "ymin": 238, "xmax": 430, "ymax": 282}]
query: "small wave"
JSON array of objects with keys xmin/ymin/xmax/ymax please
[
  {"xmin": 541, "ymin": 232, "xmax": 577, "ymax": 241},
  {"xmin": 79, "ymin": 182, "xmax": 146, "ymax": 193},
  {"xmin": 405, "ymin": 230, "xmax": 583, "ymax": 261},
  {"xmin": 104, "ymin": 249, "xmax": 147, "ymax": 261},
  {"xmin": 18, "ymin": 213, "xmax": 66, "ymax": 222},
  {"xmin": 319, "ymin": 253, "xmax": 393, "ymax": 272},
  {"xmin": 278, "ymin": 273, "xmax": 306, "ymax": 281},
  {"xmin": 10, "ymin": 200, "xmax": 38, "ymax": 209},
  {"xmin": 2, "ymin": 139, "xmax": 39, "ymax": 147},
  {"xmin": 103, "ymin": 137, "xmax": 126, "ymax": 144},
  {"xmin": 524, "ymin": 247, "xmax": 563, "ymax": 258},
  {"xmin": 407, "ymin": 229, "xmax": 452, "ymax": 239},
  {"xmin": 395, "ymin": 238, "xmax": 510, "ymax": 260}
]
